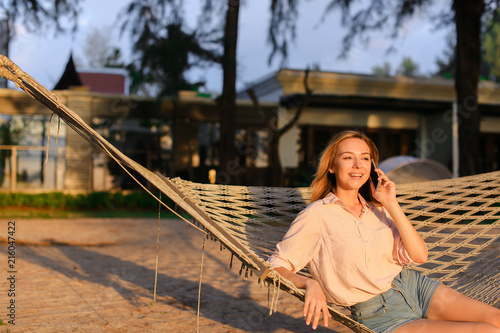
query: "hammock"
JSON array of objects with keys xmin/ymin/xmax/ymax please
[{"xmin": 0, "ymin": 55, "xmax": 499, "ymax": 333}]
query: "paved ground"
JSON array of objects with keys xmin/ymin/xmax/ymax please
[{"xmin": 0, "ymin": 218, "xmax": 352, "ymax": 333}]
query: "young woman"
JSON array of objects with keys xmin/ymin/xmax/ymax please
[{"xmin": 268, "ymin": 130, "xmax": 500, "ymax": 333}]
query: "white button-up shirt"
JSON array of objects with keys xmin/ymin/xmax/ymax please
[{"xmin": 267, "ymin": 192, "xmax": 416, "ymax": 306}]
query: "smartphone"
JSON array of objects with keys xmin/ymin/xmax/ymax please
[{"xmin": 370, "ymin": 159, "xmax": 380, "ymax": 191}]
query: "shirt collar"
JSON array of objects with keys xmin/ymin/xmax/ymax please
[{"xmin": 322, "ymin": 192, "xmax": 370, "ymax": 213}]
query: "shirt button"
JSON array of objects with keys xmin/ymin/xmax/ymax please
[
  {"xmin": 358, "ymin": 222, "xmax": 362, "ymax": 225},
  {"xmin": 365, "ymin": 239, "xmax": 369, "ymax": 242}
]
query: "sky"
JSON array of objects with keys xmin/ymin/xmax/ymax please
[{"xmin": 8, "ymin": 0, "xmax": 453, "ymax": 95}]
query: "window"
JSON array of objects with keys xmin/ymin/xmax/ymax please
[{"xmin": 300, "ymin": 125, "xmax": 417, "ymax": 171}]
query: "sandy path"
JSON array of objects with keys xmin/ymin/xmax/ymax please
[{"xmin": 0, "ymin": 218, "xmax": 352, "ymax": 333}]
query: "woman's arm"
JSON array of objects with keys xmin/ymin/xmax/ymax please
[
  {"xmin": 372, "ymin": 170, "xmax": 428, "ymax": 264},
  {"xmin": 273, "ymin": 266, "xmax": 331, "ymax": 330}
]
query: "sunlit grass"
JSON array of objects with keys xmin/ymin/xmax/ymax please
[{"xmin": 0, "ymin": 208, "xmax": 178, "ymax": 219}]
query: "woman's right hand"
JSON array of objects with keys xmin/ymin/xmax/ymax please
[
  {"xmin": 303, "ymin": 279, "xmax": 331, "ymax": 329},
  {"xmin": 273, "ymin": 267, "xmax": 331, "ymax": 329}
]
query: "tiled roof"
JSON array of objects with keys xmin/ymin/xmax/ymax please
[{"xmin": 78, "ymin": 71, "xmax": 128, "ymax": 94}]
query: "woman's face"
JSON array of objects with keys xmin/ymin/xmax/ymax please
[{"xmin": 329, "ymin": 138, "xmax": 372, "ymax": 192}]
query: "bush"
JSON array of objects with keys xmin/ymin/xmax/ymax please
[{"xmin": 0, "ymin": 191, "xmax": 166, "ymax": 211}]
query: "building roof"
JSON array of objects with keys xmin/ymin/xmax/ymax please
[
  {"xmin": 275, "ymin": 68, "xmax": 500, "ymax": 106},
  {"xmin": 54, "ymin": 55, "xmax": 129, "ymax": 95},
  {"xmin": 78, "ymin": 68, "xmax": 129, "ymax": 95},
  {"xmin": 239, "ymin": 68, "xmax": 500, "ymax": 109},
  {"xmin": 53, "ymin": 54, "xmax": 83, "ymax": 90}
]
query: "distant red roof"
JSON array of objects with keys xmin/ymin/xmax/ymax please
[
  {"xmin": 54, "ymin": 55, "xmax": 129, "ymax": 95},
  {"xmin": 78, "ymin": 71, "xmax": 128, "ymax": 95}
]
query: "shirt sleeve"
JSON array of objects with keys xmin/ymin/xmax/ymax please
[
  {"xmin": 267, "ymin": 206, "xmax": 322, "ymax": 273},
  {"xmin": 383, "ymin": 208, "xmax": 423, "ymax": 266}
]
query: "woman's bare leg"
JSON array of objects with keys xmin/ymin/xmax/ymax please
[
  {"xmin": 394, "ymin": 284, "xmax": 500, "ymax": 332},
  {"xmin": 427, "ymin": 284, "xmax": 500, "ymax": 326},
  {"xmin": 394, "ymin": 319, "xmax": 499, "ymax": 333}
]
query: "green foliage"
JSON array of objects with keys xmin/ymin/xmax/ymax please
[
  {"xmin": 0, "ymin": 116, "xmax": 25, "ymax": 186},
  {"xmin": 119, "ymin": 1, "xmax": 221, "ymax": 96},
  {"xmin": 1, "ymin": 0, "xmax": 80, "ymax": 40},
  {"xmin": 396, "ymin": 57, "xmax": 420, "ymax": 77},
  {"xmin": 371, "ymin": 57, "xmax": 421, "ymax": 78},
  {"xmin": 435, "ymin": 10, "xmax": 500, "ymax": 81},
  {"xmin": 372, "ymin": 62, "xmax": 392, "ymax": 77},
  {"xmin": 484, "ymin": 12, "xmax": 500, "ymax": 78},
  {"xmin": 0, "ymin": 191, "xmax": 166, "ymax": 211}
]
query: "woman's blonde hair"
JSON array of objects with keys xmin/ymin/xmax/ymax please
[{"xmin": 310, "ymin": 130, "xmax": 380, "ymax": 203}]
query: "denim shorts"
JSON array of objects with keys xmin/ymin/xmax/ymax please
[{"xmin": 348, "ymin": 267, "xmax": 441, "ymax": 333}]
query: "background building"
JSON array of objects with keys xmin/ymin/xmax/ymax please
[
  {"xmin": 238, "ymin": 69, "xmax": 500, "ymax": 185},
  {"xmin": 3, "ymin": 65, "xmax": 500, "ymax": 192}
]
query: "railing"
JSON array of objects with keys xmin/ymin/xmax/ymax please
[{"xmin": 0, "ymin": 145, "xmax": 65, "ymax": 192}]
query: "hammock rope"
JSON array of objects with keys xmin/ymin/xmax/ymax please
[
  {"xmin": 0, "ymin": 55, "xmax": 498, "ymax": 333},
  {"xmin": 153, "ymin": 192, "xmax": 162, "ymax": 303},
  {"xmin": 197, "ymin": 235, "xmax": 206, "ymax": 333}
]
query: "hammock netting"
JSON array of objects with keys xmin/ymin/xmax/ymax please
[{"xmin": 0, "ymin": 55, "xmax": 498, "ymax": 333}]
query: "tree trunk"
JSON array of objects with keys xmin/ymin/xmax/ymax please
[
  {"xmin": 269, "ymin": 133, "xmax": 282, "ymax": 185},
  {"xmin": 0, "ymin": 19, "xmax": 9, "ymax": 88},
  {"xmin": 247, "ymin": 70, "xmax": 311, "ymax": 186},
  {"xmin": 217, "ymin": 0, "xmax": 240, "ymax": 184},
  {"xmin": 454, "ymin": 0, "xmax": 484, "ymax": 176}
]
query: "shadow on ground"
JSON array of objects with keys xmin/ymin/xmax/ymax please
[{"xmin": 20, "ymin": 244, "xmax": 338, "ymax": 332}]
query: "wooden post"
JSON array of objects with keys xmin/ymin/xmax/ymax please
[
  {"xmin": 57, "ymin": 147, "xmax": 64, "ymax": 190},
  {"xmin": 10, "ymin": 146, "xmax": 16, "ymax": 192}
]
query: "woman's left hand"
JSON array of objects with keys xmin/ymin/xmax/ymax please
[
  {"xmin": 370, "ymin": 169, "xmax": 397, "ymax": 206},
  {"xmin": 370, "ymin": 169, "xmax": 429, "ymax": 264}
]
